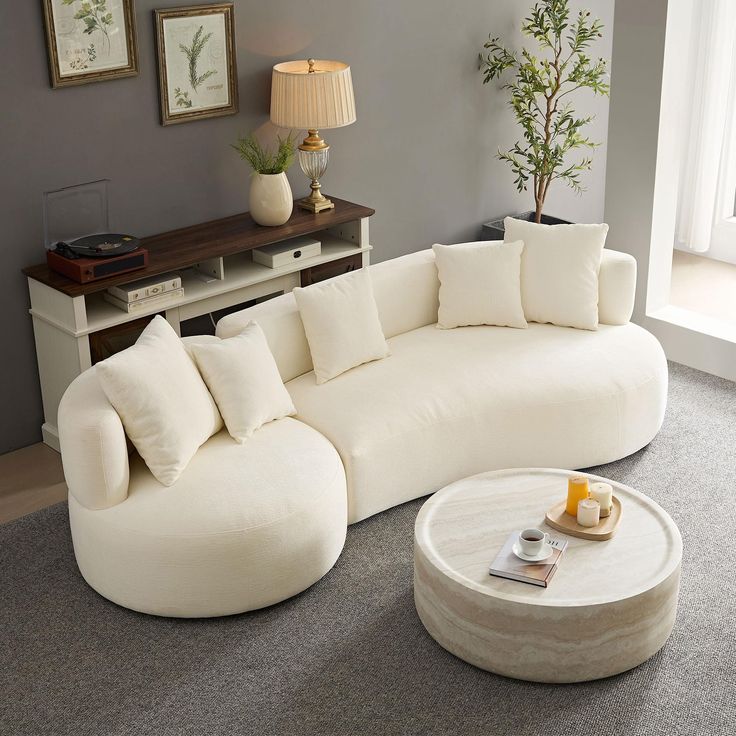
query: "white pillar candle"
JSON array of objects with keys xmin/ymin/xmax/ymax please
[
  {"xmin": 590, "ymin": 482, "xmax": 613, "ymax": 518},
  {"xmin": 577, "ymin": 498, "xmax": 601, "ymax": 527}
]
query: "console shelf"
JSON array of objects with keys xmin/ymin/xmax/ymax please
[
  {"xmin": 23, "ymin": 197, "xmax": 375, "ymax": 450},
  {"xmin": 81, "ymin": 235, "xmax": 369, "ymax": 336}
]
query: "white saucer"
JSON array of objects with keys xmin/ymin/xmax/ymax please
[{"xmin": 512, "ymin": 542, "xmax": 553, "ymax": 562}]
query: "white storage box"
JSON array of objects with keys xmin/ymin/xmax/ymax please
[
  {"xmin": 252, "ymin": 237, "xmax": 321, "ymax": 269},
  {"xmin": 107, "ymin": 274, "xmax": 181, "ymax": 302}
]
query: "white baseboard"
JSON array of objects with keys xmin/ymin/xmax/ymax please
[
  {"xmin": 641, "ymin": 307, "xmax": 736, "ymax": 383},
  {"xmin": 41, "ymin": 423, "xmax": 61, "ymax": 453}
]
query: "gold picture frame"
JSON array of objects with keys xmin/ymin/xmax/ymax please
[
  {"xmin": 154, "ymin": 3, "xmax": 239, "ymax": 126},
  {"xmin": 42, "ymin": 0, "xmax": 139, "ymax": 88}
]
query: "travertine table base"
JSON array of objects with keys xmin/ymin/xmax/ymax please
[{"xmin": 414, "ymin": 469, "xmax": 682, "ymax": 683}]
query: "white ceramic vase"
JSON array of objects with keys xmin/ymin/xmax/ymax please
[{"xmin": 249, "ymin": 172, "xmax": 293, "ymax": 227}]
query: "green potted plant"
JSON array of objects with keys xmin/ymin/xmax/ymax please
[
  {"xmin": 478, "ymin": 0, "xmax": 609, "ymax": 237},
  {"xmin": 232, "ymin": 132, "xmax": 297, "ymax": 226}
]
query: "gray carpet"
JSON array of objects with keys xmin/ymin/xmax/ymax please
[{"xmin": 2, "ymin": 361, "xmax": 735, "ymax": 736}]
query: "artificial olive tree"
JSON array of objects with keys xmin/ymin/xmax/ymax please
[{"xmin": 480, "ymin": 0, "xmax": 609, "ymax": 222}]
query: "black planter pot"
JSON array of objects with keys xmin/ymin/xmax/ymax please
[{"xmin": 481, "ymin": 211, "xmax": 572, "ymax": 241}]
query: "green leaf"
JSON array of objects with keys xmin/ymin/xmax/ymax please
[
  {"xmin": 478, "ymin": 0, "xmax": 608, "ymax": 215},
  {"xmin": 232, "ymin": 131, "xmax": 298, "ymax": 174}
]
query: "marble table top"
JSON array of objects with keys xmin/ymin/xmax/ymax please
[{"xmin": 414, "ymin": 468, "xmax": 682, "ymax": 607}]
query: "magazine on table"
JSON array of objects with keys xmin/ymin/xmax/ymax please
[{"xmin": 489, "ymin": 531, "xmax": 568, "ymax": 588}]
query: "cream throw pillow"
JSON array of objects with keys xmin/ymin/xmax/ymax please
[
  {"xmin": 504, "ymin": 217, "xmax": 609, "ymax": 330},
  {"xmin": 191, "ymin": 322, "xmax": 296, "ymax": 442},
  {"xmin": 293, "ymin": 268, "xmax": 390, "ymax": 384},
  {"xmin": 433, "ymin": 241, "xmax": 527, "ymax": 329},
  {"xmin": 96, "ymin": 316, "xmax": 222, "ymax": 486}
]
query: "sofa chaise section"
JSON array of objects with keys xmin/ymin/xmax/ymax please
[{"xmin": 59, "ymin": 368, "xmax": 347, "ymax": 617}]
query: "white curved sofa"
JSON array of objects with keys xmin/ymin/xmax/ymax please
[
  {"xmin": 217, "ymin": 248, "xmax": 668, "ymax": 523},
  {"xmin": 59, "ymin": 246, "xmax": 667, "ymax": 617}
]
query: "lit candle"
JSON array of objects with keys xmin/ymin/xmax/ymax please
[
  {"xmin": 590, "ymin": 482, "xmax": 613, "ymax": 518},
  {"xmin": 566, "ymin": 476, "xmax": 590, "ymax": 516},
  {"xmin": 577, "ymin": 498, "xmax": 601, "ymax": 527}
]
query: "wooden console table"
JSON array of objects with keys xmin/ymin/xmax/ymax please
[{"xmin": 24, "ymin": 198, "xmax": 374, "ymax": 450}]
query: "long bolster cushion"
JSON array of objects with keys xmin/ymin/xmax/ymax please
[
  {"xmin": 59, "ymin": 367, "xmax": 130, "ymax": 510},
  {"xmin": 598, "ymin": 248, "xmax": 637, "ymax": 325}
]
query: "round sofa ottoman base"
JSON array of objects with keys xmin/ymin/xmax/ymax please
[
  {"xmin": 67, "ymin": 420, "xmax": 348, "ymax": 618},
  {"xmin": 70, "ymin": 490, "xmax": 347, "ymax": 618}
]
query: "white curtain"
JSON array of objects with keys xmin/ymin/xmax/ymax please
[{"xmin": 675, "ymin": 0, "xmax": 736, "ymax": 253}]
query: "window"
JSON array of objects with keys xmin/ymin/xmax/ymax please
[{"xmin": 674, "ymin": 0, "xmax": 736, "ymax": 261}]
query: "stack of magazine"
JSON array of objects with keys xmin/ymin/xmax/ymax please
[
  {"xmin": 489, "ymin": 531, "xmax": 568, "ymax": 588},
  {"xmin": 104, "ymin": 274, "xmax": 183, "ymax": 314}
]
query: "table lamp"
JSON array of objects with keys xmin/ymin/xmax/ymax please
[{"xmin": 270, "ymin": 59, "xmax": 356, "ymax": 213}]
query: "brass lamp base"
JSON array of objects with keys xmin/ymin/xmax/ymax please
[
  {"xmin": 297, "ymin": 128, "xmax": 335, "ymax": 213},
  {"xmin": 298, "ymin": 192, "xmax": 335, "ymax": 213}
]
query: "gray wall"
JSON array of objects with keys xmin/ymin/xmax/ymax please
[{"xmin": 0, "ymin": 0, "xmax": 612, "ymax": 453}]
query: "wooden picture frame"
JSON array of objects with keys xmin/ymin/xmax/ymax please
[
  {"xmin": 42, "ymin": 0, "xmax": 139, "ymax": 88},
  {"xmin": 154, "ymin": 3, "xmax": 239, "ymax": 126}
]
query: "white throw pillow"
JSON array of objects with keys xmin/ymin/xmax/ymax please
[
  {"xmin": 504, "ymin": 217, "xmax": 609, "ymax": 330},
  {"xmin": 293, "ymin": 268, "xmax": 390, "ymax": 384},
  {"xmin": 191, "ymin": 322, "xmax": 296, "ymax": 443},
  {"xmin": 432, "ymin": 241, "xmax": 527, "ymax": 329},
  {"xmin": 96, "ymin": 316, "xmax": 222, "ymax": 486}
]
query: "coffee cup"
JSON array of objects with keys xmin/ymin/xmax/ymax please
[{"xmin": 518, "ymin": 528, "xmax": 549, "ymax": 556}]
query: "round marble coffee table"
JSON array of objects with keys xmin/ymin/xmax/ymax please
[{"xmin": 414, "ymin": 468, "xmax": 682, "ymax": 683}]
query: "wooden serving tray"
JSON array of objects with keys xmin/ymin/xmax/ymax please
[{"xmin": 545, "ymin": 496, "xmax": 622, "ymax": 540}]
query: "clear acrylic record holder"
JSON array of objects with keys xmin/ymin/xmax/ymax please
[{"xmin": 43, "ymin": 179, "xmax": 110, "ymax": 251}]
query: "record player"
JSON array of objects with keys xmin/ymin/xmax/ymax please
[
  {"xmin": 47, "ymin": 234, "xmax": 148, "ymax": 284},
  {"xmin": 43, "ymin": 179, "xmax": 148, "ymax": 284}
]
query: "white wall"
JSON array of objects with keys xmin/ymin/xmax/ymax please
[{"xmin": 605, "ymin": 0, "xmax": 736, "ymax": 382}]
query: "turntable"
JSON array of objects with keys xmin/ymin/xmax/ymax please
[
  {"xmin": 47, "ymin": 234, "xmax": 149, "ymax": 284},
  {"xmin": 43, "ymin": 179, "xmax": 148, "ymax": 284}
]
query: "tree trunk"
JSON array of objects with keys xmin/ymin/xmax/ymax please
[{"xmin": 534, "ymin": 178, "xmax": 545, "ymax": 223}]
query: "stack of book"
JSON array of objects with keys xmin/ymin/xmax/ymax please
[
  {"xmin": 104, "ymin": 274, "xmax": 183, "ymax": 314},
  {"xmin": 489, "ymin": 532, "xmax": 568, "ymax": 588}
]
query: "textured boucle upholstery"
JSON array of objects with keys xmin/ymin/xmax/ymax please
[
  {"xmin": 67, "ymin": 417, "xmax": 347, "ymax": 617},
  {"xmin": 288, "ymin": 321, "xmax": 667, "ymax": 522},
  {"xmin": 59, "ymin": 244, "xmax": 661, "ymax": 616}
]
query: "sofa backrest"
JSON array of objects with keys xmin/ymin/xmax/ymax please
[
  {"xmin": 215, "ymin": 249, "xmax": 441, "ymax": 382},
  {"xmin": 215, "ymin": 247, "xmax": 636, "ymax": 383},
  {"xmin": 217, "ymin": 290, "xmax": 315, "ymax": 384}
]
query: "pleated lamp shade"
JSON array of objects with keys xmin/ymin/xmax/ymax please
[{"xmin": 270, "ymin": 60, "xmax": 356, "ymax": 130}]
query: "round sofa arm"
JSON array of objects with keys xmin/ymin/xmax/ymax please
[
  {"xmin": 599, "ymin": 249, "xmax": 637, "ymax": 325},
  {"xmin": 58, "ymin": 367, "xmax": 129, "ymax": 510}
]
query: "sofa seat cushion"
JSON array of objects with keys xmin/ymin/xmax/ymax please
[
  {"xmin": 68, "ymin": 417, "xmax": 347, "ymax": 617},
  {"xmin": 287, "ymin": 323, "xmax": 668, "ymax": 524}
]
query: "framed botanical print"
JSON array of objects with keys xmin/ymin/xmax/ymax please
[
  {"xmin": 154, "ymin": 3, "xmax": 239, "ymax": 125},
  {"xmin": 42, "ymin": 0, "xmax": 139, "ymax": 88}
]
